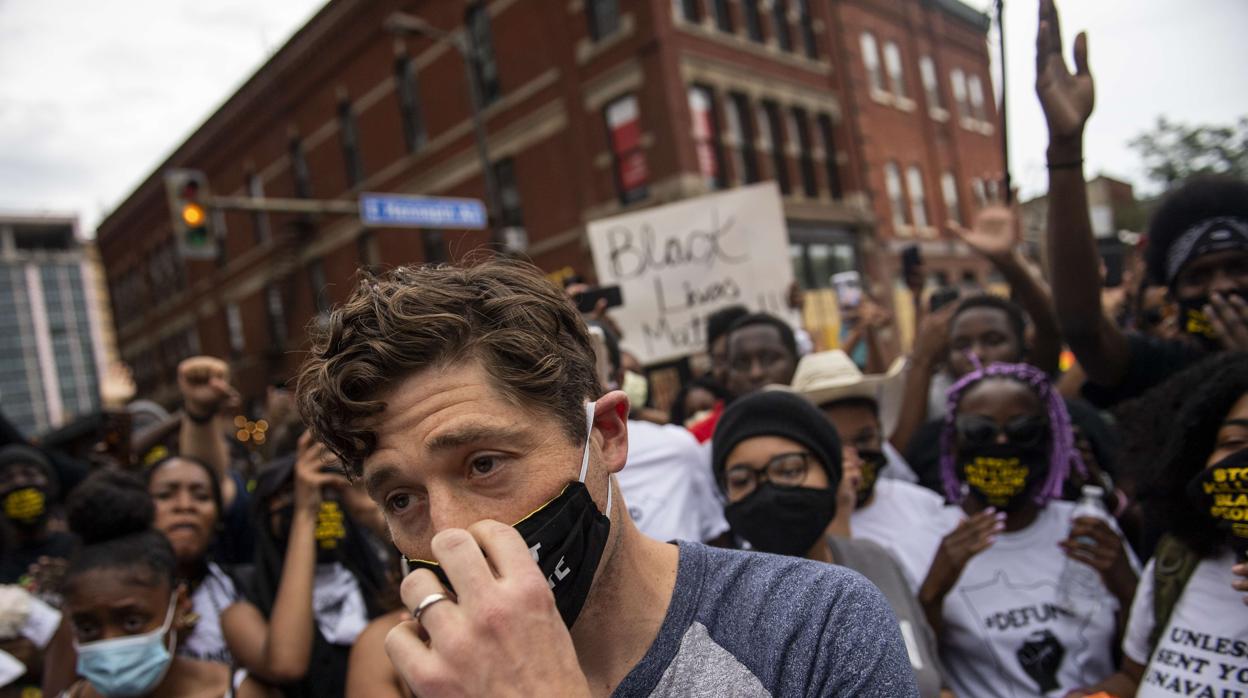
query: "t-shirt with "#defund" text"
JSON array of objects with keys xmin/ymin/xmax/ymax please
[
  {"xmin": 1123, "ymin": 551, "xmax": 1248, "ymax": 698},
  {"xmin": 610, "ymin": 541, "xmax": 919, "ymax": 697}
]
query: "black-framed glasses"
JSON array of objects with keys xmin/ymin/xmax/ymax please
[
  {"xmin": 955, "ymin": 414, "xmax": 1049, "ymax": 449},
  {"xmin": 724, "ymin": 452, "xmax": 812, "ymax": 493}
]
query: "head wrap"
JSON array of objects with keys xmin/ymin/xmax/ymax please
[{"xmin": 1164, "ymin": 217, "xmax": 1248, "ymax": 286}]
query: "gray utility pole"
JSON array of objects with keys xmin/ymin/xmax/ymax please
[{"xmin": 384, "ymin": 10, "xmax": 509, "ymax": 252}]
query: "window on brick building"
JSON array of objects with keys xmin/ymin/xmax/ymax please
[
  {"xmin": 493, "ymin": 158, "xmax": 524, "ymax": 227},
  {"xmin": 604, "ymin": 94, "xmax": 650, "ymax": 204},
  {"xmin": 941, "ymin": 171, "xmax": 961, "ymax": 224},
  {"xmin": 466, "ymin": 4, "xmax": 500, "ymax": 106},
  {"xmin": 919, "ymin": 55, "xmax": 942, "ymax": 111},
  {"xmin": 711, "ymin": 0, "xmax": 733, "ymax": 32},
  {"xmin": 395, "ymin": 53, "xmax": 427, "ymax": 153},
  {"xmin": 883, "ymin": 41, "xmax": 907, "ymax": 98},
  {"xmin": 289, "ymin": 138, "xmax": 311, "ymax": 199},
  {"xmin": 884, "ymin": 162, "xmax": 908, "ymax": 228},
  {"xmin": 225, "ymin": 303, "xmax": 245, "ymax": 357},
  {"xmin": 950, "ymin": 68, "xmax": 969, "ymax": 120},
  {"xmin": 688, "ymin": 85, "xmax": 727, "ymax": 190},
  {"xmin": 726, "ymin": 92, "xmax": 759, "ymax": 185},
  {"xmin": 357, "ymin": 231, "xmax": 381, "ymax": 274},
  {"xmin": 906, "ymin": 166, "xmax": 929, "ymax": 228},
  {"xmin": 759, "ymin": 101, "xmax": 790, "ymax": 195},
  {"xmin": 674, "ymin": 0, "xmax": 700, "ymax": 22},
  {"xmin": 816, "ymin": 113, "xmax": 842, "ymax": 199},
  {"xmin": 338, "ymin": 97, "xmax": 364, "ymax": 187},
  {"xmin": 423, "ymin": 230, "xmax": 449, "ymax": 265},
  {"xmin": 860, "ymin": 33, "xmax": 884, "ymax": 93},
  {"xmin": 308, "ymin": 258, "xmax": 330, "ymax": 316},
  {"xmin": 588, "ymin": 0, "xmax": 621, "ymax": 40},
  {"xmin": 772, "ymin": 0, "xmax": 793, "ymax": 51},
  {"xmin": 246, "ymin": 173, "xmax": 271, "ymax": 244},
  {"xmin": 743, "ymin": 0, "xmax": 764, "ymax": 42},
  {"xmin": 790, "ymin": 107, "xmax": 817, "ymax": 197},
  {"xmin": 265, "ymin": 284, "xmax": 286, "ymax": 350},
  {"xmin": 967, "ymin": 74, "xmax": 988, "ymax": 122},
  {"xmin": 797, "ymin": 0, "xmax": 817, "ymax": 58},
  {"xmin": 970, "ymin": 176, "xmax": 986, "ymax": 207}
]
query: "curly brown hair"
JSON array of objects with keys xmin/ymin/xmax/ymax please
[{"xmin": 295, "ymin": 258, "xmax": 603, "ymax": 477}]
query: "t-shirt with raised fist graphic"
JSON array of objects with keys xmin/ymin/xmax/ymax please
[{"xmin": 934, "ymin": 501, "xmax": 1136, "ymax": 697}]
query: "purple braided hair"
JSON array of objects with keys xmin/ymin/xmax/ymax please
[{"xmin": 938, "ymin": 356, "xmax": 1085, "ymax": 505}]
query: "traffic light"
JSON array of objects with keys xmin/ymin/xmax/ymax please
[{"xmin": 164, "ymin": 169, "xmax": 216, "ymax": 260}]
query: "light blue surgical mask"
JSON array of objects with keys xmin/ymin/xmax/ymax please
[{"xmin": 73, "ymin": 595, "xmax": 177, "ymax": 697}]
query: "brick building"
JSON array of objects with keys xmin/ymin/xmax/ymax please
[{"xmin": 96, "ymin": 0, "xmax": 1002, "ymax": 405}]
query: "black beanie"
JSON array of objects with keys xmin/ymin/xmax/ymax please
[
  {"xmin": 711, "ymin": 389, "xmax": 842, "ymax": 492},
  {"xmin": 0, "ymin": 444, "xmax": 60, "ymax": 499}
]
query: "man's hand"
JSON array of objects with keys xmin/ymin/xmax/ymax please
[
  {"xmin": 949, "ymin": 205, "xmax": 1018, "ymax": 265},
  {"xmin": 912, "ymin": 304, "xmax": 956, "ymax": 366},
  {"xmin": 1207, "ymin": 293, "xmax": 1248, "ymax": 350},
  {"xmin": 859, "ymin": 297, "xmax": 893, "ymax": 331},
  {"xmin": 1035, "ymin": 0, "xmax": 1093, "ymax": 145},
  {"xmin": 386, "ymin": 522, "xmax": 591, "ymax": 697},
  {"xmin": 1058, "ymin": 517, "xmax": 1137, "ymax": 603},
  {"xmin": 177, "ymin": 356, "xmax": 236, "ymax": 420}
]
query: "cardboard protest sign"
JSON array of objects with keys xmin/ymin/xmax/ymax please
[{"xmin": 587, "ymin": 182, "xmax": 796, "ymax": 365}]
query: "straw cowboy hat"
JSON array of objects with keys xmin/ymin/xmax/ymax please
[{"xmin": 790, "ymin": 350, "xmax": 907, "ymax": 432}]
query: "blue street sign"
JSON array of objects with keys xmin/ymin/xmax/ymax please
[{"xmin": 359, "ymin": 193, "xmax": 488, "ymax": 229}]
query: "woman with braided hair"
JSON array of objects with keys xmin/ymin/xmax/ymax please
[{"xmin": 918, "ymin": 360, "xmax": 1139, "ymax": 698}]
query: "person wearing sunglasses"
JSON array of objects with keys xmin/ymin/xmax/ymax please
[
  {"xmin": 919, "ymin": 361, "xmax": 1139, "ymax": 698},
  {"xmin": 713, "ymin": 389, "xmax": 942, "ymax": 697}
]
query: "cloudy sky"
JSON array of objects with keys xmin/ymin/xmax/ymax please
[{"xmin": 1, "ymin": 0, "xmax": 1245, "ymax": 234}]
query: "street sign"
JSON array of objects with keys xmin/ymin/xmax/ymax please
[{"xmin": 359, "ymin": 193, "xmax": 487, "ymax": 229}]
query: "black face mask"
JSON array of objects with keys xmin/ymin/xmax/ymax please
[
  {"xmin": 1177, "ymin": 289, "xmax": 1247, "ymax": 352},
  {"xmin": 1185, "ymin": 448, "xmax": 1248, "ymax": 558},
  {"xmin": 404, "ymin": 403, "xmax": 612, "ymax": 629},
  {"xmin": 724, "ymin": 484, "xmax": 837, "ymax": 557},
  {"xmin": 855, "ymin": 450, "xmax": 888, "ymax": 509},
  {"xmin": 958, "ymin": 443, "xmax": 1048, "ymax": 512},
  {"xmin": 2, "ymin": 486, "xmax": 49, "ymax": 529}
]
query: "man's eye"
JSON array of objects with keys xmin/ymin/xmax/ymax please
[
  {"xmin": 470, "ymin": 456, "xmax": 500, "ymax": 477},
  {"xmin": 123, "ymin": 615, "xmax": 147, "ymax": 632},
  {"xmin": 386, "ymin": 493, "xmax": 412, "ymax": 513}
]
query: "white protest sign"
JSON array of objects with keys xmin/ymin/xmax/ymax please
[{"xmin": 588, "ymin": 182, "xmax": 796, "ymax": 365}]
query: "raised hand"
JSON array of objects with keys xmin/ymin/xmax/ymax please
[
  {"xmin": 1035, "ymin": 0, "xmax": 1094, "ymax": 143},
  {"xmin": 949, "ymin": 205, "xmax": 1017, "ymax": 264},
  {"xmin": 177, "ymin": 356, "xmax": 235, "ymax": 420},
  {"xmin": 912, "ymin": 303, "xmax": 956, "ymax": 365},
  {"xmin": 293, "ymin": 431, "xmax": 348, "ymax": 512}
]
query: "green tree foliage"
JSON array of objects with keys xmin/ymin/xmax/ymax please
[{"xmin": 1129, "ymin": 116, "xmax": 1248, "ymax": 187}]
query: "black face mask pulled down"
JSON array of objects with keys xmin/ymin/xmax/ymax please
[
  {"xmin": 958, "ymin": 444, "xmax": 1048, "ymax": 512},
  {"xmin": 1, "ymin": 486, "xmax": 49, "ymax": 529},
  {"xmin": 1185, "ymin": 448, "xmax": 1248, "ymax": 558},
  {"xmin": 403, "ymin": 403, "xmax": 612, "ymax": 629},
  {"xmin": 855, "ymin": 450, "xmax": 888, "ymax": 509},
  {"xmin": 1177, "ymin": 289, "xmax": 1247, "ymax": 352},
  {"xmin": 724, "ymin": 484, "xmax": 837, "ymax": 557}
]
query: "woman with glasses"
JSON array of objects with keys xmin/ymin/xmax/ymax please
[
  {"xmin": 712, "ymin": 389, "xmax": 950, "ymax": 697},
  {"xmin": 919, "ymin": 361, "xmax": 1138, "ymax": 698}
]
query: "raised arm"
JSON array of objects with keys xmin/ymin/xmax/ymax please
[
  {"xmin": 950, "ymin": 202, "xmax": 1062, "ymax": 375},
  {"xmin": 890, "ymin": 304, "xmax": 955, "ymax": 454},
  {"xmin": 177, "ymin": 356, "xmax": 238, "ymax": 508},
  {"xmin": 1036, "ymin": 0, "xmax": 1131, "ymax": 384}
]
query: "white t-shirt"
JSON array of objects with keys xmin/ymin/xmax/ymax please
[
  {"xmin": 180, "ymin": 562, "xmax": 239, "ymax": 665},
  {"xmin": 617, "ymin": 421, "xmax": 729, "ymax": 543},
  {"xmin": 937, "ymin": 501, "xmax": 1130, "ymax": 698},
  {"xmin": 851, "ymin": 478, "xmax": 947, "ymax": 591},
  {"xmin": 1123, "ymin": 551, "xmax": 1248, "ymax": 697},
  {"xmin": 881, "ymin": 442, "xmax": 920, "ymax": 484}
]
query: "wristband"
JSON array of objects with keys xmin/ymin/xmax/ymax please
[
  {"xmin": 184, "ymin": 407, "xmax": 216, "ymax": 425},
  {"xmin": 1046, "ymin": 158, "xmax": 1084, "ymax": 170}
]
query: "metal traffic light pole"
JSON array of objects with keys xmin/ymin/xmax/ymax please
[{"xmin": 384, "ymin": 10, "xmax": 508, "ymax": 253}]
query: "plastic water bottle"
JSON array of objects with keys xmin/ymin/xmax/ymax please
[{"xmin": 1056, "ymin": 485, "xmax": 1109, "ymax": 619}]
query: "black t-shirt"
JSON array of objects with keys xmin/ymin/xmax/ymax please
[
  {"xmin": 212, "ymin": 470, "xmax": 254, "ymax": 566},
  {"xmin": 1080, "ymin": 333, "xmax": 1206, "ymax": 409},
  {"xmin": 0, "ymin": 530, "xmax": 75, "ymax": 585}
]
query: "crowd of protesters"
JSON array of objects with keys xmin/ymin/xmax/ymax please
[{"xmin": 1, "ymin": 2, "xmax": 1245, "ymax": 696}]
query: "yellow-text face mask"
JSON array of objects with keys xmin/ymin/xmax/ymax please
[
  {"xmin": 1187, "ymin": 449, "xmax": 1248, "ymax": 557},
  {"xmin": 2, "ymin": 487, "xmax": 47, "ymax": 526}
]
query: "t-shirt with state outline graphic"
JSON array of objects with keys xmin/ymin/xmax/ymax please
[
  {"xmin": 934, "ymin": 500, "xmax": 1138, "ymax": 697},
  {"xmin": 1122, "ymin": 551, "xmax": 1248, "ymax": 698}
]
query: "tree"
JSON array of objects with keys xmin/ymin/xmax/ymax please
[{"xmin": 1128, "ymin": 116, "xmax": 1248, "ymax": 187}]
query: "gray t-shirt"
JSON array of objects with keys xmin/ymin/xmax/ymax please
[
  {"xmin": 612, "ymin": 541, "xmax": 919, "ymax": 697},
  {"xmin": 826, "ymin": 537, "xmax": 948, "ymax": 698}
]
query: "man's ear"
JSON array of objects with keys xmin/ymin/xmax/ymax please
[{"xmin": 592, "ymin": 391, "xmax": 630, "ymax": 475}]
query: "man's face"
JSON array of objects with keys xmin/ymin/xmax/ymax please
[
  {"xmin": 725, "ymin": 325, "xmax": 797, "ymax": 398},
  {"xmin": 361, "ymin": 360, "xmax": 614, "ymax": 564},
  {"xmin": 1172, "ymin": 249, "xmax": 1248, "ymax": 302},
  {"xmin": 948, "ymin": 308, "xmax": 1023, "ymax": 378},
  {"xmin": 820, "ymin": 402, "xmax": 882, "ymax": 459}
]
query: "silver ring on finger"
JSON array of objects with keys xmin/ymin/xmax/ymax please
[{"xmin": 413, "ymin": 592, "xmax": 451, "ymax": 625}]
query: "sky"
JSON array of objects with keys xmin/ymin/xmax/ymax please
[{"xmin": 0, "ymin": 0, "xmax": 1245, "ymax": 234}]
